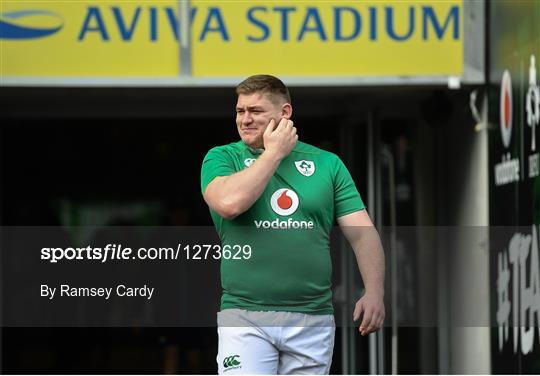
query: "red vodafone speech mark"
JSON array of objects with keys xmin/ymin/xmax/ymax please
[{"xmin": 277, "ymin": 190, "xmax": 293, "ymax": 210}]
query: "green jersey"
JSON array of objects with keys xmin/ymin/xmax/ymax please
[{"xmin": 201, "ymin": 140, "xmax": 365, "ymax": 314}]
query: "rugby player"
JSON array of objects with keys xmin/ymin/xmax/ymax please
[{"xmin": 201, "ymin": 75, "xmax": 385, "ymax": 374}]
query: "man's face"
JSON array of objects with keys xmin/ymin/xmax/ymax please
[{"xmin": 236, "ymin": 92, "xmax": 285, "ymax": 149}]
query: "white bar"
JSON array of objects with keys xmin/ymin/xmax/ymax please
[{"xmin": 1, "ymin": 75, "xmax": 476, "ymax": 88}]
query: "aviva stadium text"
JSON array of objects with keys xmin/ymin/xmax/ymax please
[{"xmin": 77, "ymin": 5, "xmax": 460, "ymax": 42}]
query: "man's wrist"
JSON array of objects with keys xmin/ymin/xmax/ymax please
[
  {"xmin": 364, "ymin": 286, "xmax": 385, "ymax": 297},
  {"xmin": 260, "ymin": 149, "xmax": 283, "ymax": 164}
]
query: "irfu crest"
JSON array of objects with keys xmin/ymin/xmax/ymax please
[{"xmin": 294, "ymin": 160, "xmax": 315, "ymax": 177}]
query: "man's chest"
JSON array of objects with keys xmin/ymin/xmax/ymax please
[{"xmin": 234, "ymin": 154, "xmax": 335, "ymax": 224}]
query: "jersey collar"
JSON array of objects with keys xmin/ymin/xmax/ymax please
[
  {"xmin": 248, "ymin": 147, "xmax": 264, "ymax": 155},
  {"xmin": 239, "ymin": 140, "xmax": 300, "ymax": 155}
]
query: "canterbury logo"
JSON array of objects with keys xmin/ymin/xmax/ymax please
[{"xmin": 223, "ymin": 355, "xmax": 241, "ymax": 368}]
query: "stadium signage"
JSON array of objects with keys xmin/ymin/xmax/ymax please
[
  {"xmin": 73, "ymin": 5, "xmax": 459, "ymax": 43},
  {"xmin": 2, "ymin": 1, "xmax": 463, "ymax": 78},
  {"xmin": 2, "ymin": 4, "xmax": 460, "ymax": 42},
  {"xmin": 526, "ymin": 55, "xmax": 540, "ymax": 178},
  {"xmin": 495, "ymin": 70, "xmax": 520, "ymax": 186},
  {"xmin": 496, "ymin": 225, "xmax": 540, "ymax": 355}
]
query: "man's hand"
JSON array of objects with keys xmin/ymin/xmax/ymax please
[
  {"xmin": 263, "ymin": 118, "xmax": 297, "ymax": 160},
  {"xmin": 203, "ymin": 118, "xmax": 296, "ymax": 219},
  {"xmin": 353, "ymin": 291, "xmax": 385, "ymax": 336}
]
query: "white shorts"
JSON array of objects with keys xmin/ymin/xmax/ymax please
[{"xmin": 217, "ymin": 309, "xmax": 335, "ymax": 375}]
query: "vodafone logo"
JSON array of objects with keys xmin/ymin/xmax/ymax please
[
  {"xmin": 500, "ymin": 70, "xmax": 513, "ymax": 148},
  {"xmin": 495, "ymin": 70, "xmax": 520, "ymax": 185},
  {"xmin": 270, "ymin": 189, "xmax": 299, "ymax": 216},
  {"xmin": 255, "ymin": 188, "xmax": 312, "ymax": 229}
]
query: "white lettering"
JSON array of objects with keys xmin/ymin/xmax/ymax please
[
  {"xmin": 519, "ymin": 233, "xmax": 534, "ymax": 354},
  {"xmin": 40, "ymin": 285, "xmax": 56, "ymax": 300},
  {"xmin": 496, "ymin": 225, "xmax": 540, "ymax": 354},
  {"xmin": 116, "ymin": 284, "xmax": 154, "ymax": 299},
  {"xmin": 529, "ymin": 153, "xmax": 539, "ymax": 178},
  {"xmin": 495, "ymin": 153, "xmax": 520, "ymax": 186},
  {"xmin": 509, "ymin": 234, "xmax": 520, "ymax": 352},
  {"xmin": 253, "ymin": 218, "xmax": 315, "ymax": 229},
  {"xmin": 59, "ymin": 285, "xmax": 112, "ymax": 299},
  {"xmin": 530, "ymin": 226, "xmax": 540, "ymax": 348},
  {"xmin": 497, "ymin": 250, "xmax": 511, "ymax": 351}
]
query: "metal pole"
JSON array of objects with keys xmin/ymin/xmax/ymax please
[
  {"xmin": 344, "ymin": 119, "xmax": 358, "ymax": 375},
  {"xmin": 339, "ymin": 122, "xmax": 350, "ymax": 375},
  {"xmin": 179, "ymin": 0, "xmax": 191, "ymax": 76},
  {"xmin": 381, "ymin": 146, "xmax": 397, "ymax": 374},
  {"xmin": 0, "ymin": 126, "xmax": 3, "ymax": 372},
  {"xmin": 367, "ymin": 110, "xmax": 379, "ymax": 375}
]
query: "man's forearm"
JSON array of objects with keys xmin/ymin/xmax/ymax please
[
  {"xmin": 205, "ymin": 150, "xmax": 282, "ymax": 219},
  {"xmin": 351, "ymin": 228, "xmax": 385, "ymax": 295}
]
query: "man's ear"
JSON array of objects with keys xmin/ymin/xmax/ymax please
[{"xmin": 281, "ymin": 103, "xmax": 293, "ymax": 119}]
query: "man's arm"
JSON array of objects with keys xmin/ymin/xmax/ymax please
[
  {"xmin": 203, "ymin": 118, "xmax": 297, "ymax": 219},
  {"xmin": 337, "ymin": 209, "xmax": 385, "ymax": 336}
]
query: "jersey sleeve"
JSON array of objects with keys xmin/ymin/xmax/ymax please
[
  {"xmin": 200, "ymin": 146, "xmax": 236, "ymax": 194},
  {"xmin": 333, "ymin": 155, "xmax": 366, "ymax": 218}
]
